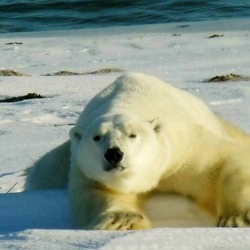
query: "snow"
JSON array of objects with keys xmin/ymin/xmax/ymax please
[
  {"xmin": 1, "ymin": 228, "xmax": 250, "ymax": 250},
  {"xmin": 0, "ymin": 18, "xmax": 250, "ymax": 248}
]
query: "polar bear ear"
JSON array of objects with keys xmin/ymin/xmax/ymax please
[
  {"xmin": 69, "ymin": 127, "xmax": 83, "ymax": 142},
  {"xmin": 150, "ymin": 118, "xmax": 161, "ymax": 133}
]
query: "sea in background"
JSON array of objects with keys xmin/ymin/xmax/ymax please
[{"xmin": 1, "ymin": 0, "xmax": 250, "ymax": 34}]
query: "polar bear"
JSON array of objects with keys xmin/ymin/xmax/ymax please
[{"xmin": 25, "ymin": 73, "xmax": 250, "ymax": 229}]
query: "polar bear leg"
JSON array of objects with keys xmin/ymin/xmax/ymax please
[
  {"xmin": 68, "ymin": 166, "xmax": 151, "ymax": 230},
  {"xmin": 217, "ymin": 149, "xmax": 250, "ymax": 227},
  {"xmin": 25, "ymin": 141, "xmax": 71, "ymax": 190}
]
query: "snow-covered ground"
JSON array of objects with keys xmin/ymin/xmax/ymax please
[{"xmin": 0, "ymin": 19, "xmax": 250, "ymax": 249}]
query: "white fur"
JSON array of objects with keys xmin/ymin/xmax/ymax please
[
  {"xmin": 69, "ymin": 73, "xmax": 226, "ymax": 193},
  {"xmin": 70, "ymin": 114, "xmax": 163, "ymax": 193},
  {"xmin": 26, "ymin": 73, "xmax": 250, "ymax": 229}
]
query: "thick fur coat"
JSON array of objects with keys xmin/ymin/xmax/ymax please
[{"xmin": 26, "ymin": 73, "xmax": 250, "ymax": 229}]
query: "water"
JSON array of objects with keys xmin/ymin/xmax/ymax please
[{"xmin": 1, "ymin": 0, "xmax": 250, "ymax": 33}]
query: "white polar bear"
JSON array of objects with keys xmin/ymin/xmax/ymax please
[{"xmin": 25, "ymin": 73, "xmax": 250, "ymax": 229}]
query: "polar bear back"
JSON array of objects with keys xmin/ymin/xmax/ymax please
[{"xmin": 76, "ymin": 73, "xmax": 224, "ymax": 136}]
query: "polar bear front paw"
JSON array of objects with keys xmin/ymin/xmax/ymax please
[
  {"xmin": 91, "ymin": 212, "xmax": 151, "ymax": 230},
  {"xmin": 217, "ymin": 211, "xmax": 250, "ymax": 227}
]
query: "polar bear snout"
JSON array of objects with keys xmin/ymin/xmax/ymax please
[{"xmin": 104, "ymin": 147, "xmax": 124, "ymax": 164}]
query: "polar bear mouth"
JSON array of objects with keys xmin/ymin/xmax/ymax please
[{"xmin": 104, "ymin": 163, "xmax": 126, "ymax": 172}]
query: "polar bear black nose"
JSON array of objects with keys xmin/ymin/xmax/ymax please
[{"xmin": 104, "ymin": 147, "xmax": 124, "ymax": 164}]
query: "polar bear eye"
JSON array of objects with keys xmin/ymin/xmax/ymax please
[
  {"xmin": 93, "ymin": 135, "xmax": 101, "ymax": 141},
  {"xmin": 129, "ymin": 133, "xmax": 137, "ymax": 139}
]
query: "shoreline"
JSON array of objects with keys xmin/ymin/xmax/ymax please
[{"xmin": 0, "ymin": 17, "xmax": 250, "ymax": 38}]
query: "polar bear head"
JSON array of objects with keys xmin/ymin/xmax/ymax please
[{"xmin": 69, "ymin": 114, "xmax": 168, "ymax": 193}]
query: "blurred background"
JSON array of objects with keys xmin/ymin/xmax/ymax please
[{"xmin": 1, "ymin": 0, "xmax": 250, "ymax": 33}]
